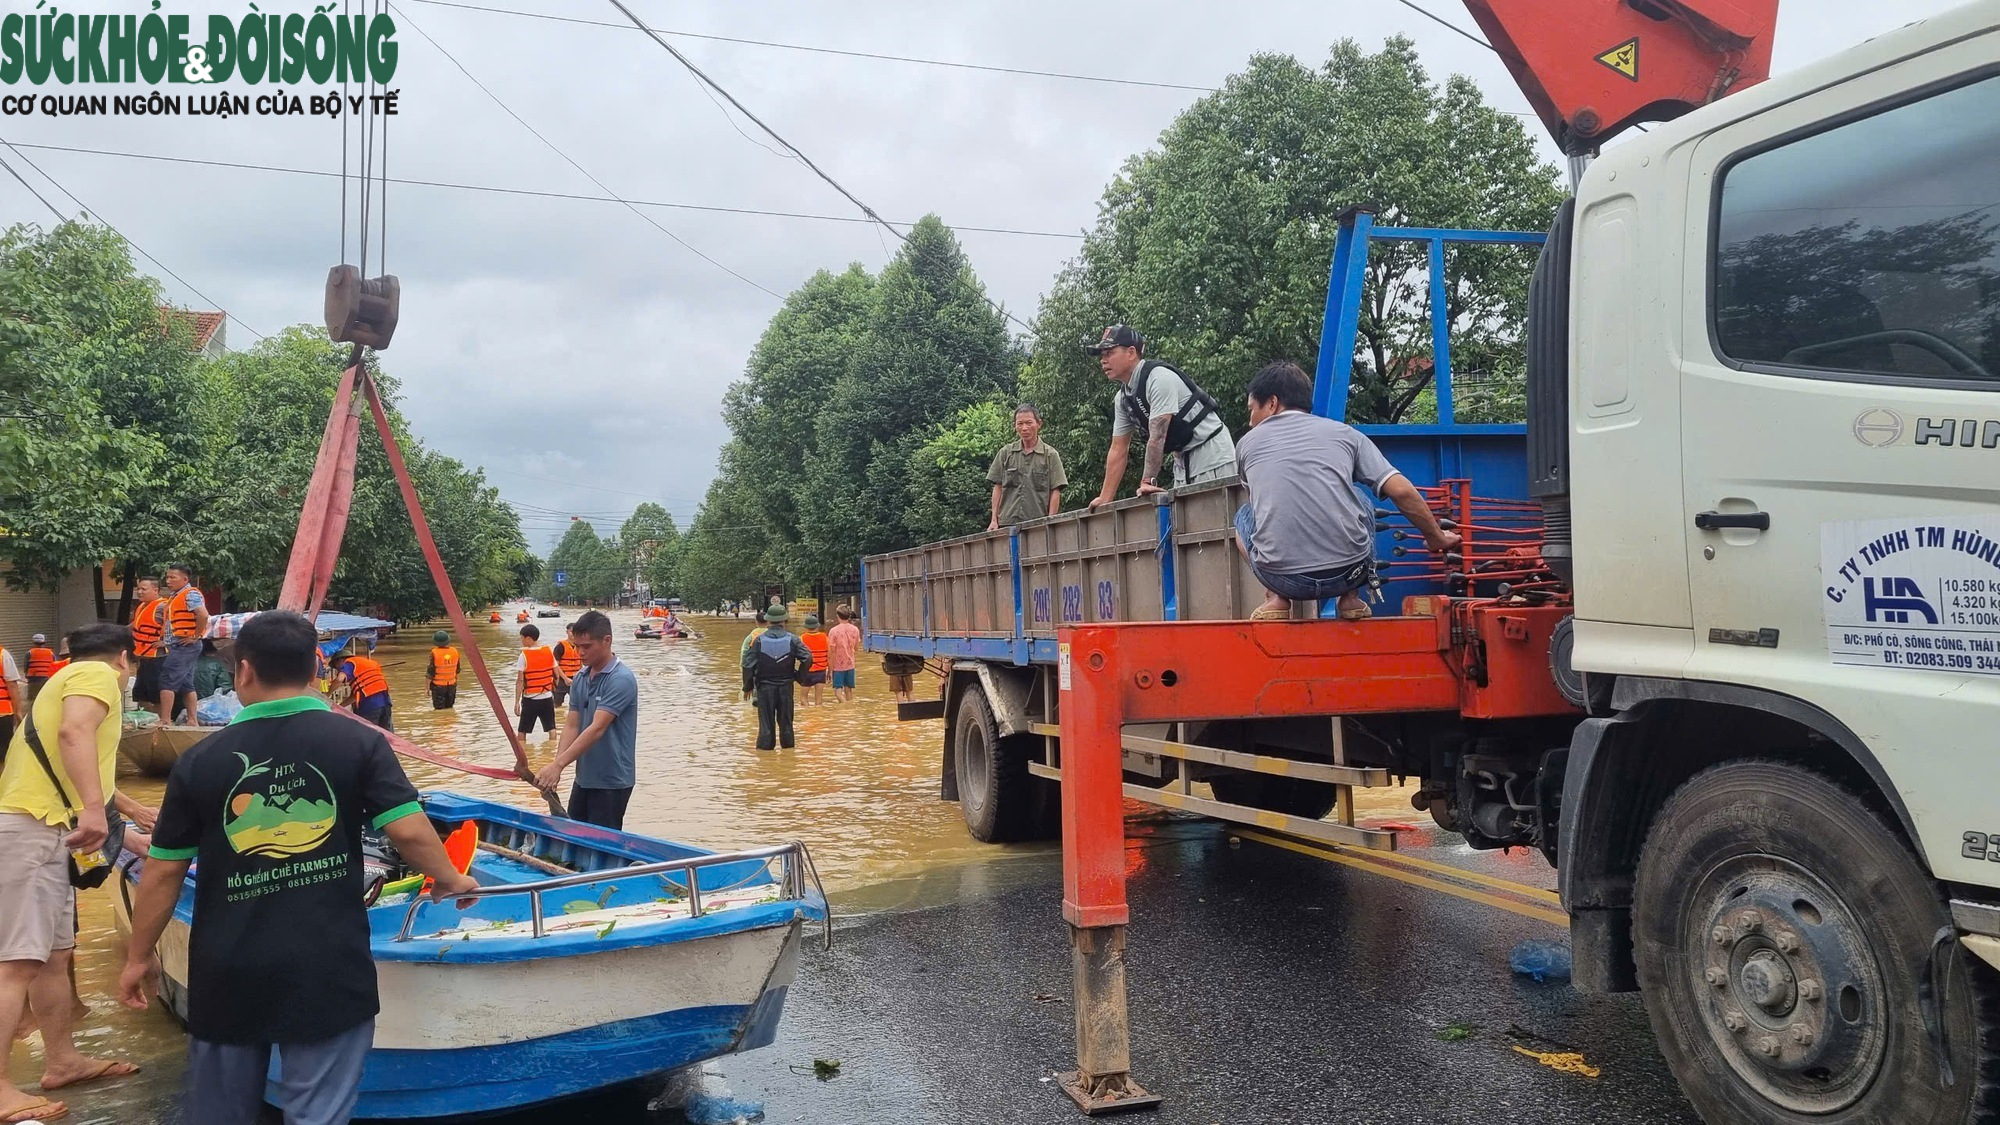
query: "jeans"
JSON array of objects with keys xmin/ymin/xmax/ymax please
[{"xmin": 1234, "ymin": 504, "xmax": 1375, "ymax": 602}]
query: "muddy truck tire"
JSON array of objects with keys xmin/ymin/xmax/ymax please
[
  {"xmin": 1633, "ymin": 760, "xmax": 2000, "ymax": 1125},
  {"xmin": 953, "ymin": 686, "xmax": 1038, "ymax": 842}
]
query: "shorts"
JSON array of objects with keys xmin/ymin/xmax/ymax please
[
  {"xmin": 801, "ymin": 670, "xmax": 827, "ymax": 687},
  {"xmin": 567, "ymin": 785, "xmax": 633, "ymax": 831},
  {"xmin": 552, "ymin": 682, "xmax": 569, "ymax": 708},
  {"xmin": 160, "ymin": 641, "xmax": 201, "ymax": 694},
  {"xmin": 1234, "ymin": 504, "xmax": 1375, "ymax": 603},
  {"xmin": 518, "ymin": 696, "xmax": 557, "ymax": 734},
  {"xmin": 431, "ymin": 684, "xmax": 458, "ymax": 710},
  {"xmin": 830, "ymin": 669, "xmax": 856, "ymax": 690},
  {"xmin": 135, "ymin": 655, "xmax": 164, "ymax": 702},
  {"xmin": 187, "ymin": 1017, "xmax": 373, "ymax": 1125},
  {"xmin": 0, "ymin": 812, "xmax": 76, "ymax": 962}
]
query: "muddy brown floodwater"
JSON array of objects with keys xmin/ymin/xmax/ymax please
[{"xmin": 14, "ymin": 605, "xmax": 1428, "ymax": 1123}]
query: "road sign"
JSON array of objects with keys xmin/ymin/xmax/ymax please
[{"xmin": 554, "ymin": 570, "xmax": 567, "ymax": 588}]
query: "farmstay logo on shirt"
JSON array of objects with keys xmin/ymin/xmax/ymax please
[
  {"xmin": 1, "ymin": 3, "xmax": 400, "ymax": 121},
  {"xmin": 224, "ymin": 752, "xmax": 338, "ymax": 860}
]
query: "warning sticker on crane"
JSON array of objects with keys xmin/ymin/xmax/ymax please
[
  {"xmin": 1596, "ymin": 38, "xmax": 1640, "ymax": 81},
  {"xmin": 1821, "ymin": 517, "xmax": 2000, "ymax": 677}
]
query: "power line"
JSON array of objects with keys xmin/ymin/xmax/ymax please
[
  {"xmin": 0, "ymin": 152, "xmax": 61, "ymax": 217},
  {"xmin": 604, "ymin": 0, "xmax": 1036, "ymax": 334},
  {"xmin": 409, "ymin": 0, "xmax": 1212, "ymax": 92},
  {"xmin": 486, "ymin": 467, "xmax": 701, "ymax": 505},
  {"xmin": 1393, "ymin": 0, "xmax": 1494, "ymax": 50},
  {"xmin": 390, "ymin": 3, "xmax": 782, "ymax": 299},
  {"xmin": 6, "ymin": 142, "xmax": 1085, "ymax": 240},
  {"xmin": 0, "ymin": 137, "xmax": 267, "ymax": 341}
]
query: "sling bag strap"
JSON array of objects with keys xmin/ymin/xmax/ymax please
[{"xmin": 22, "ymin": 706, "xmax": 81, "ymax": 823}]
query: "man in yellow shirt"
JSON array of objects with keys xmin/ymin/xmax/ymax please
[{"xmin": 0, "ymin": 624, "xmax": 141, "ymax": 1122}]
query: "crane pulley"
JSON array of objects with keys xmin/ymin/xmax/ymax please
[{"xmin": 1462, "ymin": 0, "xmax": 1780, "ymax": 152}]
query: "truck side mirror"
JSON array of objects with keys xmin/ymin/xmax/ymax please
[{"xmin": 325, "ymin": 265, "xmax": 401, "ymax": 350}]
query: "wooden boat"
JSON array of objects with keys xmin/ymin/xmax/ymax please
[
  {"xmin": 111, "ymin": 792, "xmax": 828, "ymax": 1119},
  {"xmin": 117, "ymin": 723, "xmax": 214, "ymax": 777}
]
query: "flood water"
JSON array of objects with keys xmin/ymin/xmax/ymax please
[{"xmin": 16, "ymin": 605, "xmax": 1430, "ymax": 1122}]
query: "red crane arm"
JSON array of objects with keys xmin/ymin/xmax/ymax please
[{"xmin": 1462, "ymin": 0, "xmax": 1779, "ymax": 151}]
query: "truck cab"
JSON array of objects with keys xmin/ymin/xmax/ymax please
[{"xmin": 1546, "ymin": 6, "xmax": 2000, "ymax": 1118}]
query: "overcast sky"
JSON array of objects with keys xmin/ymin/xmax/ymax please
[{"xmin": 0, "ymin": 0, "xmax": 1970, "ymax": 552}]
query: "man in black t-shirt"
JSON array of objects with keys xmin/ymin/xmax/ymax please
[{"xmin": 117, "ymin": 611, "xmax": 476, "ymax": 1125}]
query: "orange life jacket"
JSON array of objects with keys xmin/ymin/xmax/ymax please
[
  {"xmin": 49, "ymin": 658, "xmax": 68, "ymax": 674},
  {"xmin": 130, "ymin": 597, "xmax": 165, "ymax": 658},
  {"xmin": 801, "ymin": 630, "xmax": 829, "ymax": 672},
  {"xmin": 489, "ymin": 611, "xmax": 501, "ymax": 623},
  {"xmin": 430, "ymin": 647, "xmax": 461, "ymax": 687},
  {"xmin": 516, "ymin": 611, "xmax": 529, "ymax": 623},
  {"xmin": 521, "ymin": 646, "xmax": 556, "ymax": 694},
  {"xmin": 26, "ymin": 647, "xmax": 55, "ymax": 678},
  {"xmin": 554, "ymin": 640, "xmax": 582, "ymax": 678},
  {"xmin": 0, "ymin": 648, "xmax": 13, "ymax": 716},
  {"xmin": 165, "ymin": 585, "xmax": 201, "ymax": 639},
  {"xmin": 344, "ymin": 655, "xmax": 389, "ymax": 701}
]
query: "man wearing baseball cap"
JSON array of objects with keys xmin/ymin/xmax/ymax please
[{"xmin": 1083, "ymin": 325, "xmax": 1236, "ymax": 508}]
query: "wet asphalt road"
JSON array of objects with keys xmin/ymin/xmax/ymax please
[{"xmin": 702, "ymin": 816, "xmax": 1704, "ymax": 1125}]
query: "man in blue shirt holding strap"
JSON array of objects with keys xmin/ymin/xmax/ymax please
[{"xmin": 534, "ymin": 611, "xmax": 640, "ymax": 830}]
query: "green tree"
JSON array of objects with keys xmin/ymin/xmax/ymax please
[
  {"xmin": 0, "ymin": 221, "xmax": 202, "ymax": 592},
  {"xmin": 1021, "ymin": 38, "xmax": 1562, "ymax": 498},
  {"xmin": 902, "ymin": 399, "xmax": 1016, "ymax": 543},
  {"xmin": 675, "ymin": 463, "xmax": 773, "ymax": 610},
  {"xmin": 796, "ymin": 217, "xmax": 1020, "ymax": 577},
  {"xmin": 619, "ymin": 501, "xmax": 680, "ymax": 599},
  {"xmin": 202, "ymin": 328, "xmax": 530, "ymax": 622},
  {"xmin": 536, "ymin": 518, "xmax": 621, "ymax": 604},
  {"xmin": 720, "ymin": 265, "xmax": 875, "ymax": 581}
]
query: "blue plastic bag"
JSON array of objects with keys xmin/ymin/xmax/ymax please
[
  {"xmin": 1510, "ymin": 938, "xmax": 1572, "ymax": 982},
  {"xmin": 196, "ymin": 690, "xmax": 243, "ymax": 725}
]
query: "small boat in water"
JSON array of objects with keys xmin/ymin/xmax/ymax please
[
  {"xmin": 112, "ymin": 792, "xmax": 828, "ymax": 1118},
  {"xmin": 116, "ymin": 723, "xmax": 214, "ymax": 777}
]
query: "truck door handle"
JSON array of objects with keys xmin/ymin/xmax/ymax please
[{"xmin": 1694, "ymin": 511, "xmax": 1769, "ymax": 531}]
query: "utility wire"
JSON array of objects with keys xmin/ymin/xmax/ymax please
[
  {"xmin": 410, "ymin": 0, "xmax": 1212, "ymax": 92},
  {"xmin": 390, "ymin": 4, "xmax": 781, "ymax": 298},
  {"xmin": 0, "ymin": 152, "xmax": 62, "ymax": 218},
  {"xmin": 0, "ymin": 137, "xmax": 267, "ymax": 341},
  {"xmin": 1392, "ymin": 0, "xmax": 1494, "ymax": 50},
  {"xmin": 7, "ymin": 142, "xmax": 1084, "ymax": 239},
  {"xmin": 604, "ymin": 0, "xmax": 1035, "ymax": 332}
]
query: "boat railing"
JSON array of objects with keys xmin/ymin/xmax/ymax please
[{"xmin": 393, "ymin": 840, "xmax": 832, "ymax": 949}]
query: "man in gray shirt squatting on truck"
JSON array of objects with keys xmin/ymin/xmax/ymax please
[
  {"xmin": 1085, "ymin": 324, "xmax": 1237, "ymax": 507},
  {"xmin": 1234, "ymin": 362, "xmax": 1461, "ymax": 622}
]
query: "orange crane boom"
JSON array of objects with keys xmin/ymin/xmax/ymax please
[{"xmin": 1461, "ymin": 0, "xmax": 1779, "ymax": 151}]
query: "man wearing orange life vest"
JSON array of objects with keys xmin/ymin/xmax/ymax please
[
  {"xmin": 0, "ymin": 643, "xmax": 25, "ymax": 748},
  {"xmin": 24, "ymin": 636, "xmax": 56, "ymax": 701},
  {"xmin": 129, "ymin": 577, "xmax": 168, "ymax": 719},
  {"xmin": 512, "ymin": 624, "xmax": 564, "ymax": 736},
  {"xmin": 798, "ymin": 615, "xmax": 830, "ymax": 707},
  {"xmin": 336, "ymin": 643, "xmax": 394, "ymax": 731},
  {"xmin": 156, "ymin": 565, "xmax": 210, "ymax": 723},
  {"xmin": 425, "ymin": 630, "xmax": 462, "ymax": 710},
  {"xmin": 551, "ymin": 627, "xmax": 583, "ymax": 710}
]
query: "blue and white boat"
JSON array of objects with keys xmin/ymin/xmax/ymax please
[{"xmin": 112, "ymin": 792, "xmax": 829, "ymax": 1118}]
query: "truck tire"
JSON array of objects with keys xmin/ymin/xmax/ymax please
[
  {"xmin": 1208, "ymin": 773, "xmax": 1338, "ymax": 821},
  {"xmin": 1633, "ymin": 760, "xmax": 2000, "ymax": 1125},
  {"xmin": 953, "ymin": 687, "xmax": 1034, "ymax": 843}
]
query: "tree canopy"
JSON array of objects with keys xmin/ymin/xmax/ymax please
[{"xmin": 0, "ymin": 220, "xmax": 533, "ymax": 623}]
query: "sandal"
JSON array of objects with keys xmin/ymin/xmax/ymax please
[
  {"xmin": 1249, "ymin": 604, "xmax": 1291, "ymax": 621},
  {"xmin": 1336, "ymin": 602, "xmax": 1372, "ymax": 621},
  {"xmin": 39, "ymin": 1060, "xmax": 139, "ymax": 1091},
  {"xmin": 1, "ymin": 1096, "xmax": 68, "ymax": 1122}
]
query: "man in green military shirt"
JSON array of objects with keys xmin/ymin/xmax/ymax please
[{"xmin": 987, "ymin": 404, "xmax": 1067, "ymax": 530}]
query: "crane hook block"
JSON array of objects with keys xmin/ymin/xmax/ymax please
[{"xmin": 325, "ymin": 265, "xmax": 401, "ymax": 350}]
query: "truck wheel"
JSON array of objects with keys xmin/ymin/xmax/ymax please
[
  {"xmin": 1633, "ymin": 760, "xmax": 2000, "ymax": 1125},
  {"xmin": 953, "ymin": 687, "xmax": 1032, "ymax": 843},
  {"xmin": 1208, "ymin": 773, "xmax": 1337, "ymax": 821}
]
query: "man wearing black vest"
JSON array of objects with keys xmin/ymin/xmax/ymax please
[{"xmin": 1084, "ymin": 324, "xmax": 1237, "ymax": 509}]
